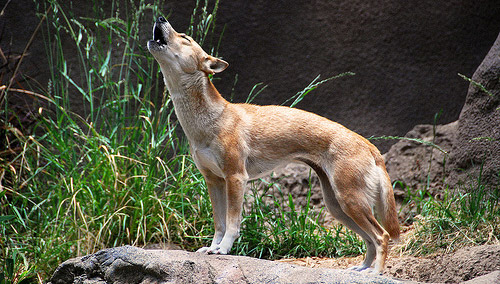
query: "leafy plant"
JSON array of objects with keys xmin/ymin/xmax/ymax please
[
  {"xmin": 0, "ymin": 249, "xmax": 37, "ymax": 284},
  {"xmin": 282, "ymin": 72, "xmax": 355, "ymax": 108},
  {"xmin": 458, "ymin": 73, "xmax": 495, "ymax": 99},
  {"xmin": 1, "ymin": 0, "xmax": 218, "ymax": 279}
]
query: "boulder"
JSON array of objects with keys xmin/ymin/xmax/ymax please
[
  {"xmin": 47, "ymin": 246, "xmax": 407, "ymax": 284},
  {"xmin": 448, "ymin": 32, "xmax": 500, "ymax": 188},
  {"xmin": 461, "ymin": 271, "xmax": 500, "ymax": 284},
  {"xmin": 383, "ymin": 121, "xmax": 457, "ymax": 197}
]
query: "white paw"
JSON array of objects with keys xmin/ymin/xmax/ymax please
[
  {"xmin": 348, "ymin": 265, "xmax": 370, "ymax": 272},
  {"xmin": 348, "ymin": 266, "xmax": 382, "ymax": 275},
  {"xmin": 196, "ymin": 246, "xmax": 211, "ymax": 253},
  {"xmin": 369, "ymin": 269, "xmax": 382, "ymax": 275},
  {"xmin": 196, "ymin": 246, "xmax": 228, "ymax": 255}
]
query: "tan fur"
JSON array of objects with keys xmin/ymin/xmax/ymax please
[{"xmin": 148, "ymin": 17, "xmax": 400, "ymax": 273}]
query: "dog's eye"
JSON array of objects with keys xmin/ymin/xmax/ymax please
[{"xmin": 180, "ymin": 34, "xmax": 191, "ymax": 43}]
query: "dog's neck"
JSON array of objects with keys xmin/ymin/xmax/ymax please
[{"xmin": 163, "ymin": 70, "xmax": 228, "ymax": 144}]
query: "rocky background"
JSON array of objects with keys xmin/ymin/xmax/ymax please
[
  {"xmin": 387, "ymin": 32, "xmax": 500, "ymax": 190},
  {"xmin": 2, "ymin": 0, "xmax": 500, "ymax": 152},
  {"xmin": 269, "ymin": 31, "xmax": 500, "ymax": 207}
]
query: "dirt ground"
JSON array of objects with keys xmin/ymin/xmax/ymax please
[{"xmin": 279, "ymin": 243, "xmax": 500, "ymax": 283}]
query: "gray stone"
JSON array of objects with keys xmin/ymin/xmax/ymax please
[
  {"xmin": 449, "ymin": 32, "xmax": 500, "ymax": 188},
  {"xmin": 48, "ymin": 246, "xmax": 407, "ymax": 284},
  {"xmin": 461, "ymin": 271, "xmax": 500, "ymax": 284},
  {"xmin": 383, "ymin": 121, "xmax": 456, "ymax": 197}
]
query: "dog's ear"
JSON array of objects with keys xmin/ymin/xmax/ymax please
[{"xmin": 201, "ymin": 56, "xmax": 228, "ymax": 74}]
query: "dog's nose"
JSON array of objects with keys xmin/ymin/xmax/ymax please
[{"xmin": 157, "ymin": 16, "xmax": 167, "ymax": 23}]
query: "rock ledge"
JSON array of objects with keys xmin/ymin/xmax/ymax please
[{"xmin": 48, "ymin": 246, "xmax": 407, "ymax": 284}]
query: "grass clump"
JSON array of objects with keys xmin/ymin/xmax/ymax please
[
  {"xmin": 399, "ymin": 173, "xmax": 500, "ymax": 256},
  {"xmin": 374, "ymin": 115, "xmax": 499, "ymax": 256}
]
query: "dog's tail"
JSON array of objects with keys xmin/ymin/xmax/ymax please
[{"xmin": 376, "ymin": 163, "xmax": 400, "ymax": 240}]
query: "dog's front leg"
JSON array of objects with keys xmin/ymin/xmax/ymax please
[
  {"xmin": 197, "ymin": 173, "xmax": 227, "ymax": 253},
  {"xmin": 197, "ymin": 172, "xmax": 245, "ymax": 255},
  {"xmin": 215, "ymin": 174, "xmax": 246, "ymax": 254}
]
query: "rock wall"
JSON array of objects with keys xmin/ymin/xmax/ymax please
[
  {"xmin": 383, "ymin": 122, "xmax": 457, "ymax": 196},
  {"xmin": 2, "ymin": 1, "xmax": 500, "ymax": 151},
  {"xmin": 383, "ymin": 31, "xmax": 500, "ymax": 190}
]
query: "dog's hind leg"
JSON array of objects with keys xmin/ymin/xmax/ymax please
[
  {"xmin": 331, "ymin": 162, "xmax": 390, "ymax": 273},
  {"xmin": 342, "ymin": 206, "xmax": 389, "ymax": 273},
  {"xmin": 324, "ymin": 188, "xmax": 378, "ymax": 271},
  {"xmin": 302, "ymin": 160, "xmax": 379, "ymax": 271}
]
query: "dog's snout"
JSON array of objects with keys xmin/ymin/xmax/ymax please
[{"xmin": 157, "ymin": 16, "xmax": 167, "ymax": 23}]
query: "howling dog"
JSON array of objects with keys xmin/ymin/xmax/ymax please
[{"xmin": 147, "ymin": 16, "xmax": 399, "ymax": 273}]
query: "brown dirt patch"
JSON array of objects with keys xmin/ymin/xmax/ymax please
[{"xmin": 279, "ymin": 244, "xmax": 500, "ymax": 283}]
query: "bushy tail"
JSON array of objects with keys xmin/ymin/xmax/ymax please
[{"xmin": 377, "ymin": 172, "xmax": 400, "ymax": 240}]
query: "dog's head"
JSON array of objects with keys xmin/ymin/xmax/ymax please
[{"xmin": 147, "ymin": 17, "xmax": 228, "ymax": 77}]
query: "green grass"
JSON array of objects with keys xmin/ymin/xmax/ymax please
[
  {"xmin": 1, "ymin": 0, "xmax": 215, "ymax": 280},
  {"xmin": 399, "ymin": 173, "xmax": 500, "ymax": 255}
]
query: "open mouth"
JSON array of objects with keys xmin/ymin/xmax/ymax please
[{"xmin": 152, "ymin": 23, "xmax": 168, "ymax": 45}]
